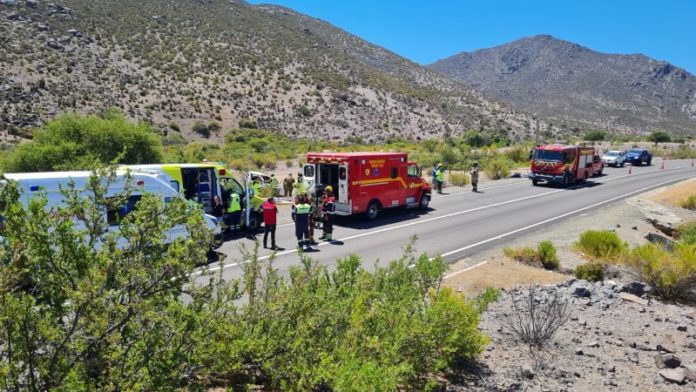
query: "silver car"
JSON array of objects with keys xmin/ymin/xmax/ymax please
[{"xmin": 601, "ymin": 150, "xmax": 626, "ymax": 167}]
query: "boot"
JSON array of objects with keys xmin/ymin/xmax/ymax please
[
  {"xmin": 325, "ymin": 233, "xmax": 332, "ymax": 242},
  {"xmin": 319, "ymin": 233, "xmax": 327, "ymax": 240}
]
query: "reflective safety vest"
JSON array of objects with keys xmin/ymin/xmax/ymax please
[
  {"xmin": 295, "ymin": 203, "xmax": 311, "ymax": 215},
  {"xmin": 227, "ymin": 193, "xmax": 241, "ymax": 213},
  {"xmin": 295, "ymin": 181, "xmax": 305, "ymax": 195},
  {"xmin": 270, "ymin": 177, "xmax": 278, "ymax": 189},
  {"xmin": 435, "ymin": 169, "xmax": 444, "ymax": 182}
]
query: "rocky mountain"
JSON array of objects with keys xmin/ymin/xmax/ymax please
[
  {"xmin": 429, "ymin": 35, "xmax": 696, "ymax": 135},
  {"xmin": 0, "ymin": 0, "xmax": 544, "ymax": 144}
]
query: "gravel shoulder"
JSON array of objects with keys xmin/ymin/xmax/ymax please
[{"xmin": 442, "ymin": 178, "xmax": 696, "ymax": 391}]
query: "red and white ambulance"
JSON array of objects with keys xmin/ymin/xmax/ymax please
[{"xmin": 302, "ymin": 152, "xmax": 431, "ymax": 220}]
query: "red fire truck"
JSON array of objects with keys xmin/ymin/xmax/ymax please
[
  {"xmin": 528, "ymin": 145, "xmax": 598, "ymax": 186},
  {"xmin": 302, "ymin": 152, "xmax": 431, "ymax": 220}
]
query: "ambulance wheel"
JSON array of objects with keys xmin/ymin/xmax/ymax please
[
  {"xmin": 366, "ymin": 201, "xmax": 380, "ymax": 221},
  {"xmin": 419, "ymin": 194, "xmax": 430, "ymax": 209}
]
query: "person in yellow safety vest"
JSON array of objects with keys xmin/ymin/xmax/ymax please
[
  {"xmin": 225, "ymin": 192, "xmax": 242, "ymax": 235},
  {"xmin": 292, "ymin": 193, "xmax": 314, "ymax": 251},
  {"xmin": 294, "ymin": 174, "xmax": 305, "ymax": 195},
  {"xmin": 270, "ymin": 174, "xmax": 279, "ymax": 196},
  {"xmin": 251, "ymin": 180, "xmax": 261, "ymax": 198},
  {"xmin": 435, "ymin": 163, "xmax": 445, "ymax": 194}
]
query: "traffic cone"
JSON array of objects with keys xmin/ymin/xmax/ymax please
[
  {"xmin": 628, "ymin": 165, "xmax": 632, "ymax": 174},
  {"xmin": 660, "ymin": 160, "xmax": 665, "ymax": 170}
]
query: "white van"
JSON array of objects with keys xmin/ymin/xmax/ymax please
[{"xmin": 0, "ymin": 170, "xmax": 221, "ymax": 248}]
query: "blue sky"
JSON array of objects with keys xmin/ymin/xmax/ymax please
[{"xmin": 248, "ymin": 0, "xmax": 696, "ymax": 74}]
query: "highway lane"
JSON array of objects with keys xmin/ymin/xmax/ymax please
[{"xmin": 196, "ymin": 160, "xmax": 696, "ymax": 284}]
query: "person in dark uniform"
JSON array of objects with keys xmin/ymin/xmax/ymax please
[
  {"xmin": 319, "ymin": 186, "xmax": 335, "ymax": 241},
  {"xmin": 291, "ymin": 194, "xmax": 314, "ymax": 251},
  {"xmin": 212, "ymin": 195, "xmax": 224, "ymax": 223}
]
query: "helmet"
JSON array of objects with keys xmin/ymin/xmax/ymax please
[
  {"xmin": 325, "ymin": 185, "xmax": 333, "ymax": 192},
  {"xmin": 437, "ymin": 163, "xmax": 443, "ymax": 167}
]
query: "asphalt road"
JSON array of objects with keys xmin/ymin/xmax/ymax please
[{"xmin": 194, "ymin": 160, "xmax": 696, "ymax": 284}]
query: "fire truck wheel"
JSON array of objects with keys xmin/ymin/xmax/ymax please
[
  {"xmin": 419, "ymin": 194, "xmax": 430, "ymax": 209},
  {"xmin": 366, "ymin": 201, "xmax": 380, "ymax": 221}
]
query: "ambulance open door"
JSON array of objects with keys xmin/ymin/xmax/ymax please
[
  {"xmin": 302, "ymin": 163, "xmax": 315, "ymax": 194},
  {"xmin": 338, "ymin": 164, "xmax": 348, "ymax": 204}
]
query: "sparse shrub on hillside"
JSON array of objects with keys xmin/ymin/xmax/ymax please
[
  {"xmin": 624, "ymin": 243, "xmax": 696, "ymax": 303},
  {"xmin": 501, "ymin": 287, "xmax": 570, "ymax": 349},
  {"xmin": 449, "ymin": 172, "xmax": 470, "ymax": 186},
  {"xmin": 680, "ymin": 196, "xmax": 696, "ymax": 211},
  {"xmin": 538, "ymin": 240, "xmax": 559, "ymax": 270},
  {"xmin": 192, "ymin": 121, "xmax": 210, "ymax": 138},
  {"xmin": 239, "ymin": 118, "xmax": 258, "ymax": 129},
  {"xmin": 575, "ymin": 230, "xmax": 626, "ymax": 259},
  {"xmin": 574, "ymin": 262, "xmax": 605, "ymax": 282}
]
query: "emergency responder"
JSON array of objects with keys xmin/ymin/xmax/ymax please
[
  {"xmin": 291, "ymin": 194, "xmax": 314, "ymax": 251},
  {"xmin": 435, "ymin": 163, "xmax": 445, "ymax": 194},
  {"xmin": 262, "ymin": 197, "xmax": 280, "ymax": 250},
  {"xmin": 251, "ymin": 179, "xmax": 261, "ymax": 198},
  {"xmin": 212, "ymin": 195, "xmax": 224, "ymax": 223},
  {"xmin": 319, "ymin": 185, "xmax": 335, "ymax": 241},
  {"xmin": 283, "ymin": 173, "xmax": 295, "ymax": 198},
  {"xmin": 307, "ymin": 192, "xmax": 318, "ymax": 245},
  {"xmin": 225, "ymin": 192, "xmax": 242, "ymax": 235},
  {"xmin": 270, "ymin": 174, "xmax": 279, "ymax": 197},
  {"xmin": 470, "ymin": 162, "xmax": 480, "ymax": 192},
  {"xmin": 294, "ymin": 174, "xmax": 305, "ymax": 195}
]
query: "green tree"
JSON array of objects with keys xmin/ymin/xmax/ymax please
[
  {"xmin": 583, "ymin": 130, "xmax": 606, "ymax": 143},
  {"xmin": 647, "ymin": 131, "xmax": 671, "ymax": 146},
  {"xmin": 2, "ymin": 111, "xmax": 162, "ymax": 172}
]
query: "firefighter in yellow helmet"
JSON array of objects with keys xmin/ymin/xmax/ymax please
[{"xmin": 319, "ymin": 185, "xmax": 335, "ymax": 241}]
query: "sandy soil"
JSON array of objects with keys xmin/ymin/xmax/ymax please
[{"xmin": 648, "ymin": 177, "xmax": 696, "ymax": 208}]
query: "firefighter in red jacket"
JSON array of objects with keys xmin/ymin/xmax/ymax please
[
  {"xmin": 319, "ymin": 186, "xmax": 335, "ymax": 241},
  {"xmin": 262, "ymin": 197, "xmax": 281, "ymax": 250}
]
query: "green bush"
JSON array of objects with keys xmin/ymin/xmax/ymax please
[
  {"xmin": 2, "ymin": 111, "xmax": 162, "ymax": 172},
  {"xmin": 575, "ymin": 230, "xmax": 626, "ymax": 259},
  {"xmin": 483, "ymin": 155, "xmax": 512, "ymax": 180},
  {"xmin": 0, "ymin": 178, "xmax": 491, "ymax": 390},
  {"xmin": 574, "ymin": 262, "xmax": 605, "ymax": 282},
  {"xmin": 624, "ymin": 243, "xmax": 696, "ymax": 302},
  {"xmin": 676, "ymin": 220, "xmax": 696, "ymax": 245},
  {"xmin": 680, "ymin": 195, "xmax": 696, "ymax": 211},
  {"xmin": 538, "ymin": 240, "xmax": 559, "ymax": 270},
  {"xmin": 449, "ymin": 172, "xmax": 470, "ymax": 186}
]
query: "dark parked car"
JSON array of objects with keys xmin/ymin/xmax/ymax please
[{"xmin": 624, "ymin": 148, "xmax": 652, "ymax": 166}]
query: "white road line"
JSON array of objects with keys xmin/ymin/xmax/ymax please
[
  {"xmin": 435, "ymin": 176, "xmax": 692, "ymax": 261},
  {"xmin": 443, "ymin": 260, "xmax": 489, "ymax": 280},
  {"xmin": 199, "ymin": 167, "xmax": 693, "ymax": 276}
]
